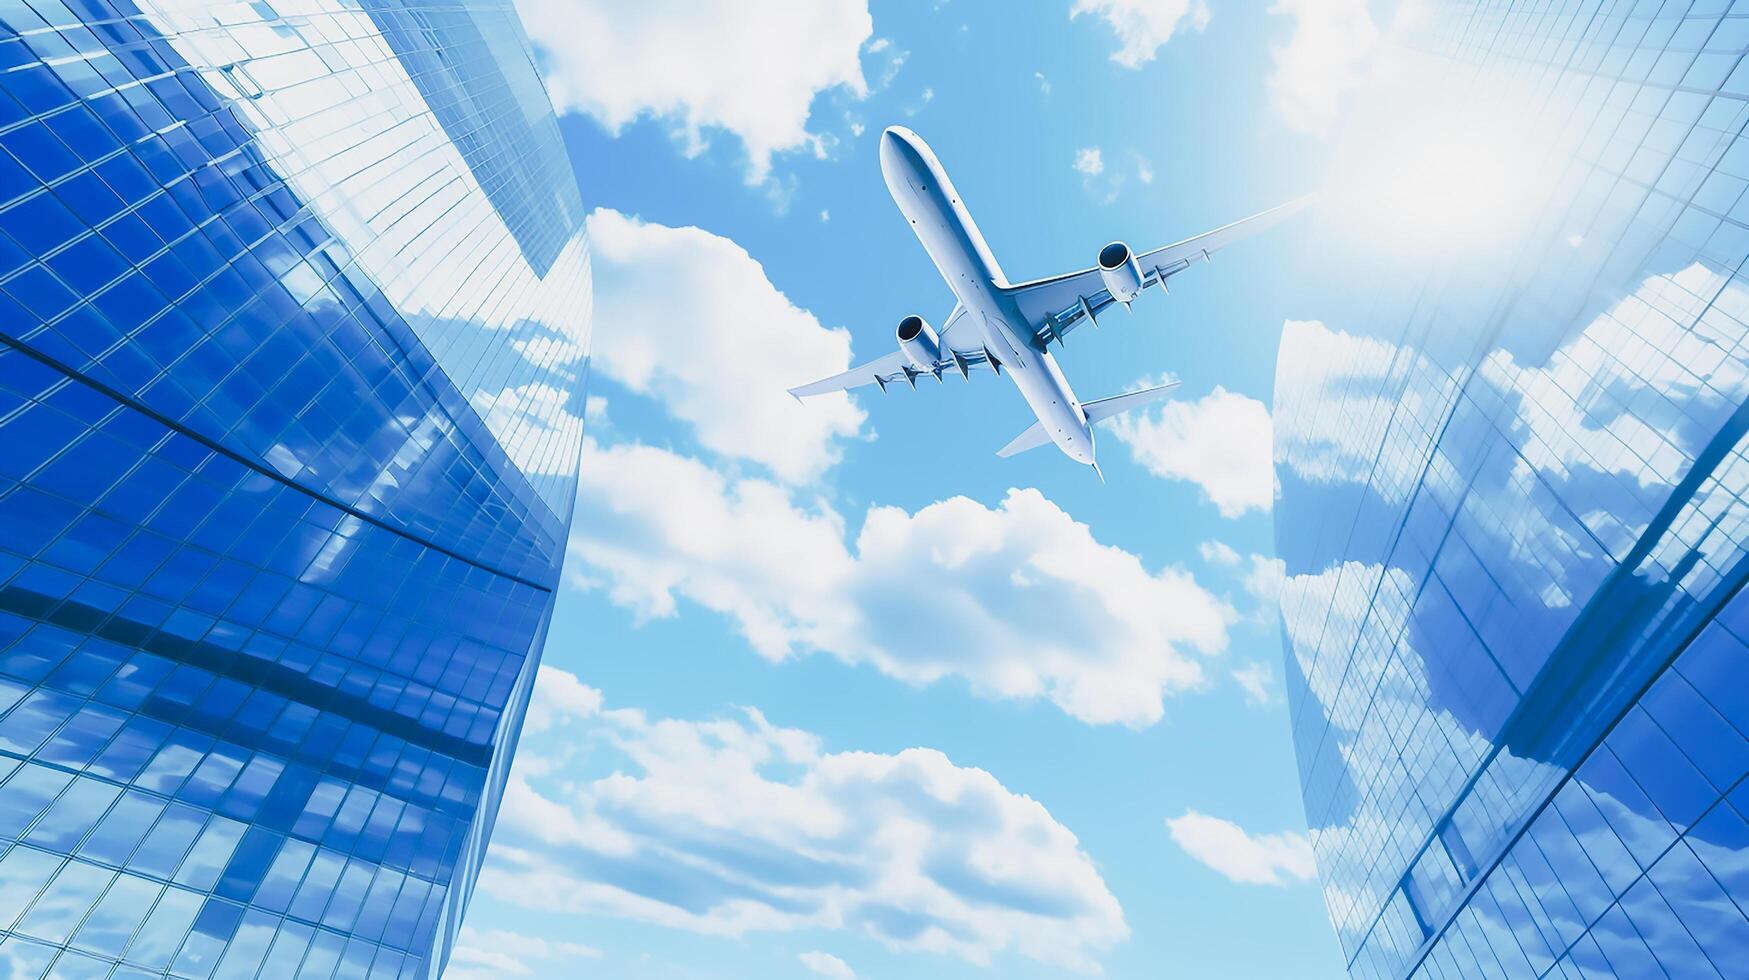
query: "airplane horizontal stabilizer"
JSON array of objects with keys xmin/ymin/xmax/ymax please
[
  {"xmin": 996, "ymin": 419, "xmax": 1053, "ymax": 457},
  {"xmin": 1081, "ymin": 380, "xmax": 1181, "ymax": 424}
]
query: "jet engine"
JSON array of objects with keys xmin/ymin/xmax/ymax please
[
  {"xmin": 896, "ymin": 314, "xmax": 941, "ymax": 369},
  {"xmin": 1097, "ymin": 241, "xmax": 1144, "ymax": 304}
]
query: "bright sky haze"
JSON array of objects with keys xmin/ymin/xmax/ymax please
[{"xmin": 454, "ymin": 1, "xmax": 1404, "ymax": 977}]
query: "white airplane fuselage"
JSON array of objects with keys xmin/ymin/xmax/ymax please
[{"xmin": 879, "ymin": 126, "xmax": 1095, "ymax": 465}]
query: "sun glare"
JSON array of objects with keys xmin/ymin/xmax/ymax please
[{"xmin": 1324, "ymin": 60, "xmax": 1566, "ymax": 262}]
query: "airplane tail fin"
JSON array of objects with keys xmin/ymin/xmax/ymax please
[
  {"xmin": 996, "ymin": 419, "xmax": 1053, "ymax": 457},
  {"xmin": 1081, "ymin": 380, "xmax": 1181, "ymax": 424}
]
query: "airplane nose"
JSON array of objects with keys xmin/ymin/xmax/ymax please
[
  {"xmin": 879, "ymin": 126, "xmax": 923, "ymax": 192},
  {"xmin": 879, "ymin": 126, "xmax": 910, "ymax": 167}
]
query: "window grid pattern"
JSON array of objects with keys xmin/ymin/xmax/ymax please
[
  {"xmin": 0, "ymin": 0, "xmax": 587, "ymax": 977},
  {"xmin": 1276, "ymin": 1, "xmax": 1749, "ymax": 979}
]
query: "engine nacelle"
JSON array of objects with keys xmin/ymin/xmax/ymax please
[
  {"xmin": 896, "ymin": 314, "xmax": 940, "ymax": 369},
  {"xmin": 1098, "ymin": 241, "xmax": 1144, "ymax": 304}
]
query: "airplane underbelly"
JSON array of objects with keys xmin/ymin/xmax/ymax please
[
  {"xmin": 1030, "ymin": 395, "xmax": 1091, "ymax": 459},
  {"xmin": 1004, "ymin": 344, "xmax": 1091, "ymax": 461},
  {"xmin": 978, "ymin": 313, "xmax": 1026, "ymax": 362}
]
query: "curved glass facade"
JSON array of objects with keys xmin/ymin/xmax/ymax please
[
  {"xmin": 1278, "ymin": 3, "xmax": 1749, "ymax": 979},
  {"xmin": 0, "ymin": 0, "xmax": 589, "ymax": 977}
]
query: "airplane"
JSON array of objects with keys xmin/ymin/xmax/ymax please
[{"xmin": 789, "ymin": 125, "xmax": 1309, "ymax": 478}]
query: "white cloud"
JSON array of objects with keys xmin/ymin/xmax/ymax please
[
  {"xmin": 1074, "ymin": 146, "xmax": 1125, "ymax": 204},
  {"xmin": 1072, "ymin": 0, "xmax": 1212, "ymax": 68},
  {"xmin": 1198, "ymin": 540, "xmax": 1241, "ymax": 566},
  {"xmin": 571, "ymin": 440, "xmax": 1233, "ymax": 726},
  {"xmin": 481, "ymin": 670, "xmax": 1128, "ymax": 972},
  {"xmin": 1165, "ymin": 810, "xmax": 1317, "ymax": 885},
  {"xmin": 1108, "ymin": 386, "xmax": 1275, "ymax": 517},
  {"xmin": 523, "ymin": 664, "xmax": 605, "ymax": 735},
  {"xmin": 799, "ymin": 950, "xmax": 857, "ymax": 979},
  {"xmin": 448, "ymin": 926, "xmax": 601, "ymax": 980},
  {"xmin": 1036, "ymin": 71, "xmax": 1052, "ymax": 95},
  {"xmin": 871, "ymin": 41, "xmax": 909, "ymax": 90},
  {"xmin": 583, "ymin": 394, "xmax": 611, "ymax": 434},
  {"xmin": 568, "ymin": 439, "xmax": 849, "ymax": 648},
  {"xmin": 820, "ymin": 209, "xmax": 831, "ymax": 222},
  {"xmin": 1136, "ymin": 157, "xmax": 1155, "ymax": 184},
  {"xmin": 1198, "ymin": 546, "xmax": 1282, "ymax": 624},
  {"xmin": 513, "ymin": 0, "xmax": 872, "ymax": 182},
  {"xmin": 1073, "ymin": 146, "xmax": 1105, "ymax": 177},
  {"xmin": 1268, "ymin": 0, "xmax": 1381, "ymax": 133},
  {"xmin": 1242, "ymin": 554, "xmax": 1286, "ymax": 609},
  {"xmin": 1231, "ymin": 661, "xmax": 1277, "ymax": 705},
  {"xmin": 468, "ymin": 383, "xmax": 586, "ymax": 476},
  {"xmin": 586, "ymin": 209, "xmax": 865, "ymax": 483}
]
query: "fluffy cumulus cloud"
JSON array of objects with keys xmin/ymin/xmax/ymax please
[
  {"xmin": 480, "ymin": 670, "xmax": 1129, "ymax": 972},
  {"xmin": 585, "ymin": 208, "xmax": 864, "ymax": 483},
  {"xmin": 799, "ymin": 951, "xmax": 857, "ymax": 979},
  {"xmin": 1164, "ymin": 810, "xmax": 1317, "ymax": 886},
  {"xmin": 514, "ymin": 0, "xmax": 872, "ymax": 182},
  {"xmin": 570, "ymin": 440, "xmax": 1233, "ymax": 726},
  {"xmin": 1108, "ymin": 386, "xmax": 1275, "ymax": 517},
  {"xmin": 1072, "ymin": 0, "xmax": 1212, "ymax": 68},
  {"xmin": 1268, "ymin": 0, "xmax": 1382, "ymax": 132},
  {"xmin": 447, "ymin": 926, "xmax": 601, "ymax": 980}
]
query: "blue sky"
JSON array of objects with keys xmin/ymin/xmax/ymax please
[{"xmin": 455, "ymin": 1, "xmax": 1389, "ymax": 977}]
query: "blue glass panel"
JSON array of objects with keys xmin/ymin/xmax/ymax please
[
  {"xmin": 0, "ymin": 3, "xmax": 587, "ymax": 977},
  {"xmin": 1276, "ymin": 5, "xmax": 1749, "ymax": 978},
  {"xmin": 69, "ymin": 872, "xmax": 159, "ymax": 959},
  {"xmin": 15, "ymin": 859, "xmax": 113, "ymax": 945}
]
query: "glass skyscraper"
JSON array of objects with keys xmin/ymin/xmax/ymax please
[
  {"xmin": 1277, "ymin": 2, "xmax": 1749, "ymax": 979},
  {"xmin": 0, "ymin": 0, "xmax": 589, "ymax": 977}
]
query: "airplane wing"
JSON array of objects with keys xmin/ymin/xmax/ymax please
[
  {"xmin": 1002, "ymin": 196, "xmax": 1313, "ymax": 347},
  {"xmin": 789, "ymin": 305, "xmax": 1009, "ymax": 397}
]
